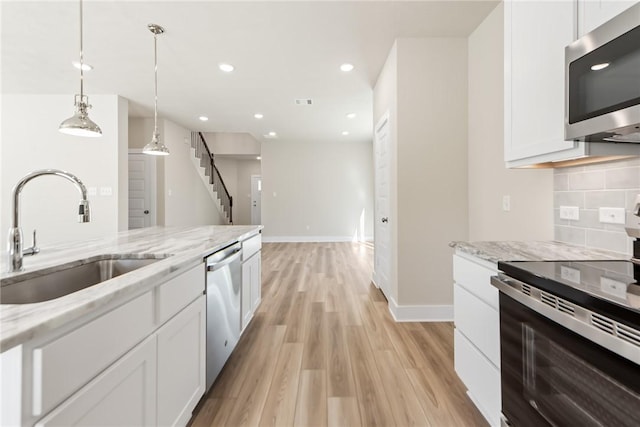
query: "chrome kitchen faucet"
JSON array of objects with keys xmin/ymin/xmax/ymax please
[{"xmin": 7, "ymin": 169, "xmax": 90, "ymax": 272}]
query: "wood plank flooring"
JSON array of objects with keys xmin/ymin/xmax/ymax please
[{"xmin": 191, "ymin": 242, "xmax": 487, "ymax": 427}]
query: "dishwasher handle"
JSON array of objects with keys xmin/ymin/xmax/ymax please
[{"xmin": 206, "ymin": 248, "xmax": 242, "ymax": 272}]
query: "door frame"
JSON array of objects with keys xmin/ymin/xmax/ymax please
[
  {"xmin": 128, "ymin": 149, "xmax": 157, "ymax": 228},
  {"xmin": 250, "ymin": 174, "xmax": 262, "ymax": 225}
]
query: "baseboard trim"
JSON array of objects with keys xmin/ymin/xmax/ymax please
[
  {"xmin": 388, "ymin": 297, "xmax": 453, "ymax": 322},
  {"xmin": 262, "ymin": 236, "xmax": 373, "ymax": 243}
]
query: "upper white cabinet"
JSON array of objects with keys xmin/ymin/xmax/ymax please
[
  {"xmin": 504, "ymin": 0, "xmax": 581, "ymax": 167},
  {"xmin": 504, "ymin": 0, "xmax": 640, "ymax": 167},
  {"xmin": 577, "ymin": 0, "xmax": 638, "ymax": 37}
]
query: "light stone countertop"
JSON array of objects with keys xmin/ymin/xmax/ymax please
[
  {"xmin": 450, "ymin": 240, "xmax": 628, "ymax": 264},
  {"xmin": 0, "ymin": 225, "xmax": 262, "ymax": 351}
]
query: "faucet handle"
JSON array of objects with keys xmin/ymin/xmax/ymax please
[{"xmin": 23, "ymin": 229, "xmax": 40, "ymax": 257}]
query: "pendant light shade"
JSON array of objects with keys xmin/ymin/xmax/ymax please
[
  {"xmin": 143, "ymin": 24, "xmax": 169, "ymax": 156},
  {"xmin": 59, "ymin": 0, "xmax": 102, "ymax": 137}
]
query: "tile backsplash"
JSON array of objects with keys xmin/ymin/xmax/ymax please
[{"xmin": 554, "ymin": 157, "xmax": 640, "ymax": 256}]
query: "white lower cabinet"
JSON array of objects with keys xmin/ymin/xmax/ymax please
[
  {"xmin": 35, "ymin": 335, "xmax": 157, "ymax": 427},
  {"xmin": 157, "ymin": 296, "xmax": 206, "ymax": 427},
  {"xmin": 453, "ymin": 252, "xmax": 501, "ymax": 427},
  {"xmin": 241, "ymin": 234, "xmax": 262, "ymax": 332}
]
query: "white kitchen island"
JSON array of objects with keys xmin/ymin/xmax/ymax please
[{"xmin": 0, "ymin": 225, "xmax": 262, "ymax": 427}]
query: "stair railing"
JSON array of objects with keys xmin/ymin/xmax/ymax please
[{"xmin": 190, "ymin": 132, "xmax": 233, "ymax": 223}]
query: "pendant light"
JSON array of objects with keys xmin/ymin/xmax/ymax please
[
  {"xmin": 143, "ymin": 24, "xmax": 170, "ymax": 156},
  {"xmin": 59, "ymin": 0, "xmax": 102, "ymax": 137}
]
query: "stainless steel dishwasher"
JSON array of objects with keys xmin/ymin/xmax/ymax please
[{"xmin": 205, "ymin": 242, "xmax": 242, "ymax": 391}]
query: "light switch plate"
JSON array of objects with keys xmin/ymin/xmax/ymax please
[
  {"xmin": 599, "ymin": 207, "xmax": 625, "ymax": 224},
  {"xmin": 559, "ymin": 206, "xmax": 580, "ymax": 220},
  {"xmin": 502, "ymin": 195, "xmax": 511, "ymax": 212},
  {"xmin": 99, "ymin": 186, "xmax": 112, "ymax": 196}
]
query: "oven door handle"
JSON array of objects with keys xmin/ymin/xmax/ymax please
[{"xmin": 491, "ymin": 274, "xmax": 640, "ymax": 365}]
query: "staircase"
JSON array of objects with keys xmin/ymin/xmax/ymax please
[{"xmin": 190, "ymin": 132, "xmax": 233, "ymax": 224}]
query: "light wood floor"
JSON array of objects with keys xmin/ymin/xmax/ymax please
[{"xmin": 191, "ymin": 242, "xmax": 487, "ymax": 427}]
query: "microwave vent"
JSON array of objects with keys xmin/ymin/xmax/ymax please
[
  {"xmin": 540, "ymin": 291, "xmax": 558, "ymax": 309},
  {"xmin": 521, "ymin": 284, "xmax": 532, "ymax": 296}
]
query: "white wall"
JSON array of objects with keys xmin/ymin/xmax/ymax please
[
  {"xmin": 1, "ymin": 94, "xmax": 126, "ymax": 254},
  {"xmin": 468, "ymin": 3, "xmax": 553, "ymax": 242},
  {"xmin": 128, "ymin": 117, "xmax": 225, "ymax": 227},
  {"xmin": 396, "ymin": 38, "xmax": 469, "ymax": 307},
  {"xmin": 215, "ymin": 157, "xmax": 262, "ymax": 225},
  {"xmin": 201, "ymin": 132, "xmax": 261, "ymax": 156},
  {"xmin": 261, "ymin": 140, "xmax": 374, "ymax": 241}
]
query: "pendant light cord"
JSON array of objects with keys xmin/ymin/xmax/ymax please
[
  {"xmin": 79, "ymin": 0, "xmax": 84, "ymax": 100},
  {"xmin": 153, "ymin": 31, "xmax": 158, "ymax": 135}
]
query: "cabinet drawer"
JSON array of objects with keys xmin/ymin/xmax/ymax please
[
  {"xmin": 32, "ymin": 292, "xmax": 154, "ymax": 417},
  {"xmin": 454, "ymin": 283, "xmax": 500, "ymax": 367},
  {"xmin": 242, "ymin": 233, "xmax": 261, "ymax": 261},
  {"xmin": 157, "ymin": 264, "xmax": 204, "ymax": 325},
  {"xmin": 454, "ymin": 329, "xmax": 501, "ymax": 427},
  {"xmin": 453, "ymin": 254, "xmax": 498, "ymax": 309}
]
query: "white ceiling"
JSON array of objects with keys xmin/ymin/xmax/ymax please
[{"xmin": 1, "ymin": 0, "xmax": 498, "ymax": 145}]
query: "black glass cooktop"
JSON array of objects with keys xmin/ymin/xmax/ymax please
[{"xmin": 498, "ymin": 260, "xmax": 640, "ymax": 328}]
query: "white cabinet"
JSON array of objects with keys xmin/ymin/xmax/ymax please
[
  {"xmin": 504, "ymin": 0, "xmax": 581, "ymax": 167},
  {"xmin": 157, "ymin": 296, "xmax": 206, "ymax": 427},
  {"xmin": 3, "ymin": 263, "xmax": 206, "ymax": 427},
  {"xmin": 241, "ymin": 234, "xmax": 262, "ymax": 332},
  {"xmin": 453, "ymin": 252, "xmax": 501, "ymax": 427},
  {"xmin": 35, "ymin": 335, "xmax": 157, "ymax": 427},
  {"xmin": 577, "ymin": 0, "xmax": 638, "ymax": 37}
]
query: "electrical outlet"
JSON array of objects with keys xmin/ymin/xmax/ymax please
[
  {"xmin": 599, "ymin": 207, "xmax": 625, "ymax": 224},
  {"xmin": 502, "ymin": 195, "xmax": 511, "ymax": 212},
  {"xmin": 601, "ymin": 277, "xmax": 626, "ymax": 298},
  {"xmin": 559, "ymin": 206, "xmax": 580, "ymax": 220},
  {"xmin": 560, "ymin": 266, "xmax": 581, "ymax": 284},
  {"xmin": 87, "ymin": 186, "xmax": 97, "ymax": 197}
]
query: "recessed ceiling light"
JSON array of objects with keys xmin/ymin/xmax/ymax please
[
  {"xmin": 342, "ymin": 131, "xmax": 350, "ymax": 136},
  {"xmin": 254, "ymin": 113, "xmax": 264, "ymax": 119},
  {"xmin": 346, "ymin": 113, "xmax": 356, "ymax": 119},
  {"xmin": 219, "ymin": 63, "xmax": 234, "ymax": 72},
  {"xmin": 256, "ymin": 156, "xmax": 262, "ymax": 160},
  {"xmin": 199, "ymin": 116, "xmax": 209, "ymax": 121},
  {"xmin": 340, "ymin": 63, "xmax": 354, "ymax": 72},
  {"xmin": 72, "ymin": 61, "xmax": 93, "ymax": 71},
  {"xmin": 591, "ymin": 62, "xmax": 610, "ymax": 71},
  {"xmin": 268, "ymin": 131, "xmax": 277, "ymax": 137}
]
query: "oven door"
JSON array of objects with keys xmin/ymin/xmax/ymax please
[{"xmin": 500, "ymin": 293, "xmax": 640, "ymax": 427}]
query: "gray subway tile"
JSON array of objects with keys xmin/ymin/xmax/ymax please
[
  {"xmin": 554, "ymin": 226, "xmax": 586, "ymax": 246},
  {"xmin": 605, "ymin": 167, "xmax": 640, "ymax": 189},
  {"xmin": 584, "ymin": 190, "xmax": 625, "ymax": 209},
  {"xmin": 569, "ymin": 209, "xmax": 603, "ymax": 230},
  {"xmin": 626, "ymin": 190, "xmax": 640, "ymax": 210},
  {"xmin": 586, "ymin": 230, "xmax": 631, "ymax": 255},
  {"xmin": 554, "ymin": 174, "xmax": 569, "ymax": 191},
  {"xmin": 554, "ymin": 191, "xmax": 584, "ymax": 209},
  {"xmin": 568, "ymin": 171, "xmax": 605, "ymax": 190}
]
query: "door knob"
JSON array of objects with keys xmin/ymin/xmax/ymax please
[
  {"xmin": 144, "ymin": 210, "xmax": 149, "ymax": 214},
  {"xmin": 381, "ymin": 217, "xmax": 388, "ymax": 223}
]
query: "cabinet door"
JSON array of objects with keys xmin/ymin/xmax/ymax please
[
  {"xmin": 504, "ymin": 0, "xmax": 583, "ymax": 166},
  {"xmin": 35, "ymin": 335, "xmax": 157, "ymax": 427},
  {"xmin": 578, "ymin": 0, "xmax": 638, "ymax": 37},
  {"xmin": 157, "ymin": 296, "xmax": 206, "ymax": 427},
  {"xmin": 241, "ymin": 259, "xmax": 253, "ymax": 331},
  {"xmin": 251, "ymin": 253, "xmax": 262, "ymax": 312}
]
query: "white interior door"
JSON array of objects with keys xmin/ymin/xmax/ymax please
[
  {"xmin": 250, "ymin": 175, "xmax": 262, "ymax": 225},
  {"xmin": 128, "ymin": 152, "xmax": 156, "ymax": 229},
  {"xmin": 374, "ymin": 113, "xmax": 391, "ymax": 300}
]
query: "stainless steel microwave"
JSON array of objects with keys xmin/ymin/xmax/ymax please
[{"xmin": 565, "ymin": 3, "xmax": 640, "ymax": 143}]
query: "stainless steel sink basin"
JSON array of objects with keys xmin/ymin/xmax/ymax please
[{"xmin": 0, "ymin": 255, "xmax": 169, "ymax": 304}]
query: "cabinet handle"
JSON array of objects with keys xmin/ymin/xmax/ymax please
[{"xmin": 381, "ymin": 217, "xmax": 388, "ymax": 223}]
